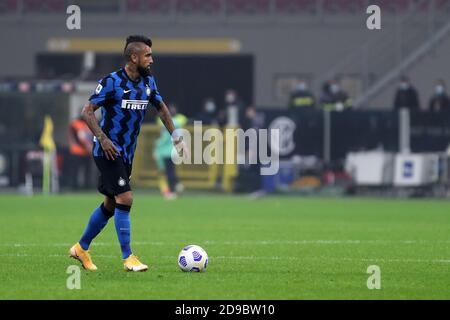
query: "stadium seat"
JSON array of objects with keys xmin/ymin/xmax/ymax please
[
  {"xmin": 41, "ymin": 0, "xmax": 439, "ymax": 16},
  {"xmin": 4, "ymin": 0, "xmax": 443, "ymax": 16},
  {"xmin": 126, "ymin": 0, "xmax": 170, "ymax": 13},
  {"xmin": 435, "ymin": 0, "xmax": 450, "ymax": 11},
  {"xmin": 175, "ymin": 0, "xmax": 222, "ymax": 15},
  {"xmin": 275, "ymin": 0, "xmax": 317, "ymax": 14},
  {"xmin": 323, "ymin": 0, "xmax": 367, "ymax": 14},
  {"xmin": 0, "ymin": 0, "xmax": 18, "ymax": 13},
  {"xmin": 369, "ymin": 0, "xmax": 411, "ymax": 14},
  {"xmin": 23, "ymin": 0, "xmax": 65, "ymax": 13},
  {"xmin": 126, "ymin": 0, "xmax": 141, "ymax": 11},
  {"xmin": 226, "ymin": 0, "xmax": 271, "ymax": 15}
]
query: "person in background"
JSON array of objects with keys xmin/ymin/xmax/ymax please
[
  {"xmin": 243, "ymin": 105, "xmax": 265, "ymax": 131},
  {"xmin": 393, "ymin": 76, "xmax": 420, "ymax": 112},
  {"xmin": 68, "ymin": 116, "xmax": 93, "ymax": 190},
  {"xmin": 196, "ymin": 98, "xmax": 219, "ymax": 125},
  {"xmin": 222, "ymin": 89, "xmax": 246, "ymax": 127},
  {"xmin": 288, "ymin": 80, "xmax": 315, "ymax": 108},
  {"xmin": 319, "ymin": 81, "xmax": 332, "ymax": 107},
  {"xmin": 154, "ymin": 103, "xmax": 187, "ymax": 200},
  {"xmin": 320, "ymin": 79, "xmax": 352, "ymax": 111},
  {"xmin": 429, "ymin": 79, "xmax": 450, "ymax": 113}
]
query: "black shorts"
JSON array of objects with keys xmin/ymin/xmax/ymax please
[{"xmin": 94, "ymin": 156, "xmax": 132, "ymax": 198}]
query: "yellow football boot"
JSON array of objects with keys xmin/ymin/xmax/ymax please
[
  {"xmin": 123, "ymin": 254, "xmax": 148, "ymax": 272},
  {"xmin": 69, "ymin": 242, "xmax": 98, "ymax": 271}
]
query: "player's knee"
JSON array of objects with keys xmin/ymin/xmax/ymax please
[
  {"xmin": 100, "ymin": 203, "xmax": 115, "ymax": 219},
  {"xmin": 103, "ymin": 196, "xmax": 116, "ymax": 213},
  {"xmin": 115, "ymin": 192, "xmax": 133, "ymax": 208}
]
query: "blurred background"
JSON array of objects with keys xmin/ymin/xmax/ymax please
[{"xmin": 1, "ymin": 0, "xmax": 450, "ymax": 198}]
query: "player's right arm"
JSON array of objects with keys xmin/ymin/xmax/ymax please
[
  {"xmin": 84, "ymin": 76, "xmax": 119, "ymax": 160},
  {"xmin": 81, "ymin": 102, "xmax": 118, "ymax": 161}
]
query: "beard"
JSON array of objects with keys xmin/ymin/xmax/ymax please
[{"xmin": 137, "ymin": 65, "xmax": 151, "ymax": 77}]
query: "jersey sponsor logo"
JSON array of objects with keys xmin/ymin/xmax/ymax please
[{"xmin": 121, "ymin": 99, "xmax": 148, "ymax": 110}]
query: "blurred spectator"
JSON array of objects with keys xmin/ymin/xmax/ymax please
[
  {"xmin": 236, "ymin": 106, "xmax": 268, "ymax": 196},
  {"xmin": 223, "ymin": 89, "xmax": 246, "ymax": 127},
  {"xmin": 68, "ymin": 116, "xmax": 93, "ymax": 190},
  {"xmin": 196, "ymin": 98, "xmax": 218, "ymax": 125},
  {"xmin": 428, "ymin": 79, "xmax": 450, "ymax": 113},
  {"xmin": 243, "ymin": 105, "xmax": 265, "ymax": 131},
  {"xmin": 393, "ymin": 76, "xmax": 420, "ymax": 111},
  {"xmin": 216, "ymin": 108, "xmax": 227, "ymax": 127},
  {"xmin": 319, "ymin": 81, "xmax": 332, "ymax": 107},
  {"xmin": 288, "ymin": 80, "xmax": 315, "ymax": 108},
  {"xmin": 320, "ymin": 79, "xmax": 352, "ymax": 111},
  {"xmin": 154, "ymin": 103, "xmax": 186, "ymax": 199}
]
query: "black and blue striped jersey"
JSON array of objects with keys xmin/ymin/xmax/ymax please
[{"xmin": 89, "ymin": 68, "xmax": 163, "ymax": 164}]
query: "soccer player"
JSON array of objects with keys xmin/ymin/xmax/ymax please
[{"xmin": 69, "ymin": 35, "xmax": 187, "ymax": 272}]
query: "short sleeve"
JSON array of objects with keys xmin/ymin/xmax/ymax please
[
  {"xmin": 89, "ymin": 76, "xmax": 115, "ymax": 107},
  {"xmin": 149, "ymin": 76, "xmax": 163, "ymax": 107}
]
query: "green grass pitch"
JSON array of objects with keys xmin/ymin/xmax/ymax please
[{"xmin": 0, "ymin": 193, "xmax": 449, "ymax": 299}]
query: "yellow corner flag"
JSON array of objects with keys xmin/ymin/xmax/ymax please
[{"xmin": 39, "ymin": 115, "xmax": 56, "ymax": 152}]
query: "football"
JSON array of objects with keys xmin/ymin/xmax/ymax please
[{"xmin": 178, "ymin": 245, "xmax": 208, "ymax": 272}]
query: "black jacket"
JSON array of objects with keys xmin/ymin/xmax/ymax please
[
  {"xmin": 394, "ymin": 87, "xmax": 420, "ymax": 111},
  {"xmin": 429, "ymin": 94, "xmax": 450, "ymax": 113},
  {"xmin": 289, "ymin": 90, "xmax": 315, "ymax": 108}
]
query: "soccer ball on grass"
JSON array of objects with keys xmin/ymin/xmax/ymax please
[{"xmin": 178, "ymin": 245, "xmax": 208, "ymax": 272}]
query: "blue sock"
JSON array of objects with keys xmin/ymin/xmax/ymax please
[
  {"xmin": 114, "ymin": 204, "xmax": 132, "ymax": 259},
  {"xmin": 79, "ymin": 204, "xmax": 113, "ymax": 250}
]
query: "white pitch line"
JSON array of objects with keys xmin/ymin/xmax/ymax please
[
  {"xmin": 1, "ymin": 239, "xmax": 450, "ymax": 248},
  {"xmin": 212, "ymin": 256, "xmax": 450, "ymax": 264},
  {"xmin": 0, "ymin": 253, "xmax": 118, "ymax": 258},
  {"xmin": 0, "ymin": 254, "xmax": 449, "ymax": 265},
  {"xmin": 203, "ymin": 240, "xmax": 450, "ymax": 245}
]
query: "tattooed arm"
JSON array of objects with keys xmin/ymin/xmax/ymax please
[
  {"xmin": 81, "ymin": 102, "xmax": 118, "ymax": 160},
  {"xmin": 155, "ymin": 101, "xmax": 187, "ymax": 157},
  {"xmin": 155, "ymin": 101, "xmax": 177, "ymax": 136}
]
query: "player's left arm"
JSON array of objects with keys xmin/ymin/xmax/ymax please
[{"xmin": 155, "ymin": 101, "xmax": 176, "ymax": 136}]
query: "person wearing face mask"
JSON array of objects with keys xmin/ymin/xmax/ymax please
[
  {"xmin": 196, "ymin": 98, "xmax": 219, "ymax": 125},
  {"xmin": 428, "ymin": 80, "xmax": 450, "ymax": 113},
  {"xmin": 222, "ymin": 89, "xmax": 246, "ymax": 127},
  {"xmin": 288, "ymin": 80, "xmax": 315, "ymax": 108},
  {"xmin": 321, "ymin": 79, "xmax": 352, "ymax": 111},
  {"xmin": 393, "ymin": 76, "xmax": 420, "ymax": 111}
]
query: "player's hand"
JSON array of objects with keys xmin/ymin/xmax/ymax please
[
  {"xmin": 173, "ymin": 136, "xmax": 189, "ymax": 160},
  {"xmin": 99, "ymin": 135, "xmax": 119, "ymax": 160}
]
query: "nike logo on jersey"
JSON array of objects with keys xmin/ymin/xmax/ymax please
[{"xmin": 123, "ymin": 89, "xmax": 132, "ymax": 93}]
